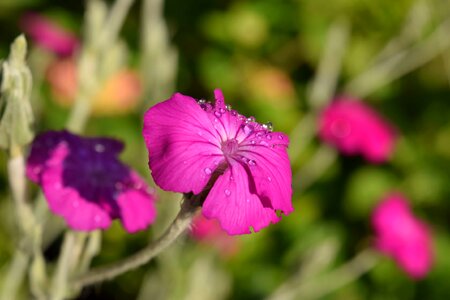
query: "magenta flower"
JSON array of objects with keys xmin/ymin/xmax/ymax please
[
  {"xmin": 372, "ymin": 193, "xmax": 433, "ymax": 279},
  {"xmin": 20, "ymin": 13, "xmax": 79, "ymax": 56},
  {"xmin": 27, "ymin": 131, "xmax": 157, "ymax": 233},
  {"xmin": 143, "ymin": 89, "xmax": 293, "ymax": 235},
  {"xmin": 318, "ymin": 96, "xmax": 396, "ymax": 163},
  {"xmin": 190, "ymin": 214, "xmax": 239, "ymax": 257}
]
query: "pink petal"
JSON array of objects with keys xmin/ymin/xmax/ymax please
[
  {"xmin": 238, "ymin": 132, "xmax": 293, "ymax": 214},
  {"xmin": 20, "ymin": 12, "xmax": 79, "ymax": 56},
  {"xmin": 202, "ymin": 161, "xmax": 280, "ymax": 235},
  {"xmin": 143, "ymin": 93, "xmax": 224, "ymax": 194},
  {"xmin": 41, "ymin": 144, "xmax": 112, "ymax": 231},
  {"xmin": 116, "ymin": 172, "xmax": 157, "ymax": 233}
]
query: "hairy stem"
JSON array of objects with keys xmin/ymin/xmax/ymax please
[
  {"xmin": 0, "ymin": 250, "xmax": 29, "ymax": 300},
  {"xmin": 73, "ymin": 196, "xmax": 200, "ymax": 288}
]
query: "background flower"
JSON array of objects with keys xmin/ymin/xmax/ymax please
[
  {"xmin": 20, "ymin": 12, "xmax": 79, "ymax": 57},
  {"xmin": 319, "ymin": 96, "xmax": 396, "ymax": 163},
  {"xmin": 27, "ymin": 131, "xmax": 157, "ymax": 233},
  {"xmin": 372, "ymin": 193, "xmax": 433, "ymax": 279}
]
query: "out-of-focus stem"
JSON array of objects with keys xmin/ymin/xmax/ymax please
[
  {"xmin": 140, "ymin": 0, "xmax": 177, "ymax": 105},
  {"xmin": 345, "ymin": 18, "xmax": 450, "ymax": 98},
  {"xmin": 50, "ymin": 232, "xmax": 76, "ymax": 300},
  {"xmin": 293, "ymin": 145, "xmax": 337, "ymax": 190},
  {"xmin": 100, "ymin": 0, "xmax": 135, "ymax": 47},
  {"xmin": 74, "ymin": 197, "xmax": 199, "ymax": 288},
  {"xmin": 0, "ymin": 250, "xmax": 29, "ymax": 300},
  {"xmin": 308, "ymin": 18, "xmax": 349, "ymax": 110},
  {"xmin": 268, "ymin": 249, "xmax": 378, "ymax": 300}
]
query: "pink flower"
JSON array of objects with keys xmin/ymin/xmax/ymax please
[
  {"xmin": 190, "ymin": 214, "xmax": 239, "ymax": 257},
  {"xmin": 27, "ymin": 131, "xmax": 157, "ymax": 233},
  {"xmin": 20, "ymin": 13, "xmax": 79, "ymax": 56},
  {"xmin": 318, "ymin": 97, "xmax": 396, "ymax": 163},
  {"xmin": 372, "ymin": 193, "xmax": 433, "ymax": 279},
  {"xmin": 143, "ymin": 89, "xmax": 293, "ymax": 235}
]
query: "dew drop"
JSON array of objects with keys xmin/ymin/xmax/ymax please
[
  {"xmin": 247, "ymin": 116, "xmax": 255, "ymax": 123},
  {"xmin": 250, "ymin": 140, "xmax": 256, "ymax": 145},
  {"xmin": 262, "ymin": 122, "xmax": 273, "ymax": 132},
  {"xmin": 260, "ymin": 140, "xmax": 269, "ymax": 147},
  {"xmin": 204, "ymin": 167, "xmax": 212, "ymax": 175},
  {"xmin": 214, "ymin": 111, "xmax": 222, "ymax": 118},
  {"xmin": 248, "ymin": 159, "xmax": 256, "ymax": 166},
  {"xmin": 224, "ymin": 189, "xmax": 231, "ymax": 196},
  {"xmin": 266, "ymin": 134, "xmax": 272, "ymax": 140},
  {"xmin": 198, "ymin": 99, "xmax": 206, "ymax": 104},
  {"xmin": 267, "ymin": 176, "xmax": 272, "ymax": 182},
  {"xmin": 226, "ymin": 104, "xmax": 232, "ymax": 111},
  {"xmin": 231, "ymin": 110, "xmax": 238, "ymax": 116},
  {"xmin": 278, "ymin": 134, "xmax": 284, "ymax": 140},
  {"xmin": 243, "ymin": 124, "xmax": 254, "ymax": 135},
  {"xmin": 94, "ymin": 144, "xmax": 105, "ymax": 153},
  {"xmin": 219, "ymin": 108, "xmax": 226, "ymax": 114}
]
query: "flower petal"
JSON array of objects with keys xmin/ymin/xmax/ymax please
[
  {"xmin": 143, "ymin": 93, "xmax": 224, "ymax": 194},
  {"xmin": 116, "ymin": 172, "xmax": 157, "ymax": 233},
  {"xmin": 202, "ymin": 161, "xmax": 280, "ymax": 235},
  {"xmin": 238, "ymin": 132, "xmax": 293, "ymax": 214},
  {"xmin": 41, "ymin": 143, "xmax": 112, "ymax": 231}
]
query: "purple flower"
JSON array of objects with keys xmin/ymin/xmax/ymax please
[
  {"xmin": 319, "ymin": 96, "xmax": 396, "ymax": 163},
  {"xmin": 20, "ymin": 13, "xmax": 79, "ymax": 57},
  {"xmin": 143, "ymin": 89, "xmax": 293, "ymax": 235},
  {"xmin": 27, "ymin": 131, "xmax": 157, "ymax": 233},
  {"xmin": 372, "ymin": 193, "xmax": 433, "ymax": 279}
]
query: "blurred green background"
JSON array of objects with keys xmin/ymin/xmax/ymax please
[{"xmin": 1, "ymin": 0, "xmax": 450, "ymax": 299}]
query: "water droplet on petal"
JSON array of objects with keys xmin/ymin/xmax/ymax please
[
  {"xmin": 219, "ymin": 108, "xmax": 226, "ymax": 114},
  {"xmin": 224, "ymin": 189, "xmax": 231, "ymax": 196},
  {"xmin": 260, "ymin": 140, "xmax": 269, "ymax": 147},
  {"xmin": 231, "ymin": 110, "xmax": 238, "ymax": 116},
  {"xmin": 214, "ymin": 111, "xmax": 222, "ymax": 118},
  {"xmin": 267, "ymin": 176, "xmax": 272, "ymax": 182},
  {"xmin": 248, "ymin": 159, "xmax": 256, "ymax": 166},
  {"xmin": 266, "ymin": 134, "xmax": 272, "ymax": 140},
  {"xmin": 204, "ymin": 167, "xmax": 212, "ymax": 175},
  {"xmin": 243, "ymin": 124, "xmax": 254, "ymax": 135},
  {"xmin": 250, "ymin": 140, "xmax": 256, "ymax": 145},
  {"xmin": 95, "ymin": 144, "xmax": 105, "ymax": 152},
  {"xmin": 262, "ymin": 122, "xmax": 273, "ymax": 131},
  {"xmin": 198, "ymin": 99, "xmax": 206, "ymax": 104},
  {"xmin": 278, "ymin": 134, "xmax": 284, "ymax": 140},
  {"xmin": 247, "ymin": 116, "xmax": 255, "ymax": 123},
  {"xmin": 226, "ymin": 104, "xmax": 232, "ymax": 111}
]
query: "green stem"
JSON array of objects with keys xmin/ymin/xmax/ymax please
[
  {"xmin": 0, "ymin": 250, "xmax": 29, "ymax": 300},
  {"xmin": 73, "ymin": 197, "xmax": 199, "ymax": 288}
]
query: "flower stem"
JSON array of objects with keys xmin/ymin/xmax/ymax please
[
  {"xmin": 73, "ymin": 196, "xmax": 200, "ymax": 288},
  {"xmin": 268, "ymin": 248, "xmax": 378, "ymax": 300},
  {"xmin": 0, "ymin": 250, "xmax": 29, "ymax": 300}
]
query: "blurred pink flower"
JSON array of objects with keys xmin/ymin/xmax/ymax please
[
  {"xmin": 27, "ymin": 131, "xmax": 157, "ymax": 233},
  {"xmin": 143, "ymin": 89, "xmax": 293, "ymax": 235},
  {"xmin": 372, "ymin": 193, "xmax": 433, "ymax": 279},
  {"xmin": 318, "ymin": 97, "xmax": 396, "ymax": 163},
  {"xmin": 190, "ymin": 214, "xmax": 239, "ymax": 257},
  {"xmin": 20, "ymin": 13, "xmax": 79, "ymax": 56},
  {"xmin": 45, "ymin": 58, "xmax": 142, "ymax": 116}
]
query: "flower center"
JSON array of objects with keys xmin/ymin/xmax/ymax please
[{"xmin": 221, "ymin": 139, "xmax": 239, "ymax": 157}]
